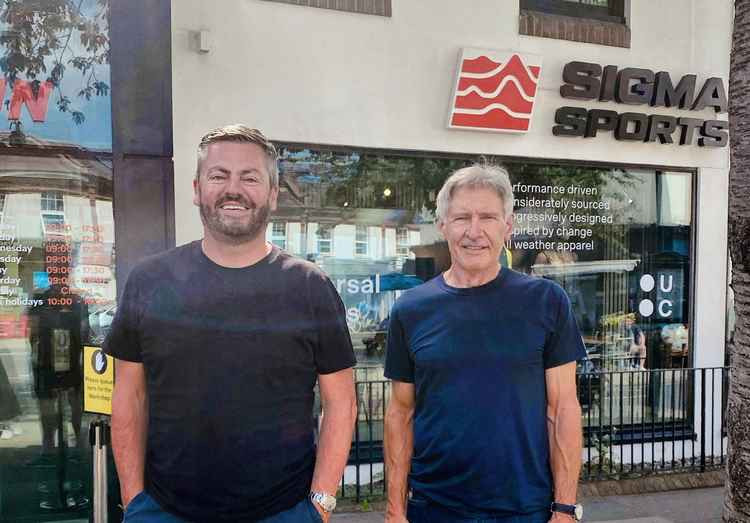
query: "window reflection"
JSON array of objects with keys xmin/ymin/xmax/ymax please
[
  {"xmin": 0, "ymin": 0, "xmax": 113, "ymax": 518},
  {"xmin": 0, "ymin": 143, "xmax": 114, "ymax": 516},
  {"xmin": 273, "ymin": 146, "xmax": 693, "ymax": 435}
]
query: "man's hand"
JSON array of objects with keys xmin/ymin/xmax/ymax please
[
  {"xmin": 121, "ymin": 490, "xmax": 142, "ymax": 511},
  {"xmin": 385, "ymin": 510, "xmax": 409, "ymax": 522},
  {"xmin": 311, "ymin": 500, "xmax": 330, "ymax": 522},
  {"xmin": 549, "ymin": 511, "xmax": 575, "ymax": 522}
]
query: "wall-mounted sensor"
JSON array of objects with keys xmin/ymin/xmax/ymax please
[{"xmin": 199, "ymin": 29, "xmax": 210, "ymax": 53}]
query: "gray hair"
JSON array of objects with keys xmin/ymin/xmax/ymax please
[
  {"xmin": 435, "ymin": 164, "xmax": 514, "ymax": 223},
  {"xmin": 195, "ymin": 124, "xmax": 279, "ymax": 189}
]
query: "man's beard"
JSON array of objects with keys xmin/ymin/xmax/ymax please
[{"xmin": 198, "ymin": 191, "xmax": 271, "ymax": 245}]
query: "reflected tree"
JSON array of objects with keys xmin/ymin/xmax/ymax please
[{"xmin": 0, "ymin": 0, "xmax": 109, "ymax": 129}]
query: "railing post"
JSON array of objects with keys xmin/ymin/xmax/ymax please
[
  {"xmin": 700, "ymin": 368, "xmax": 706, "ymax": 473},
  {"xmin": 89, "ymin": 419, "xmax": 110, "ymax": 523}
]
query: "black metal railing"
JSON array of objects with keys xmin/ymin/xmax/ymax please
[
  {"xmin": 337, "ymin": 367, "xmax": 729, "ymax": 502},
  {"xmin": 578, "ymin": 366, "xmax": 728, "ymax": 480}
]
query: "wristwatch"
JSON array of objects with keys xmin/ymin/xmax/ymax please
[
  {"xmin": 550, "ymin": 502, "xmax": 583, "ymax": 521},
  {"xmin": 309, "ymin": 491, "xmax": 337, "ymax": 513}
]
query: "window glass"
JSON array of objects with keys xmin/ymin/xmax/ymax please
[
  {"xmin": 0, "ymin": 1, "xmax": 114, "ymax": 520},
  {"xmin": 276, "ymin": 146, "xmax": 693, "ymax": 434},
  {"xmin": 520, "ymin": 0, "xmax": 625, "ymax": 23},
  {"xmin": 268, "ymin": 221, "xmax": 287, "ymax": 249}
]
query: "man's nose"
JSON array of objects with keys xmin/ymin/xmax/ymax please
[
  {"xmin": 466, "ymin": 215, "xmax": 482, "ymax": 237},
  {"xmin": 225, "ymin": 173, "xmax": 244, "ymax": 193}
]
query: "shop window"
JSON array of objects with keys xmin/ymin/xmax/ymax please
[
  {"xmin": 270, "ymin": 221, "xmax": 287, "ymax": 250},
  {"xmin": 0, "ymin": 147, "xmax": 115, "ymax": 520},
  {"xmin": 276, "ymin": 144, "xmax": 693, "ymax": 448},
  {"xmin": 519, "ymin": 0, "xmax": 630, "ymax": 48},
  {"xmin": 355, "ymin": 225, "xmax": 368, "ymax": 256},
  {"xmin": 0, "ymin": 0, "xmax": 114, "ymax": 519},
  {"xmin": 262, "ymin": 0, "xmax": 391, "ymax": 17},
  {"xmin": 521, "ymin": 0, "xmax": 625, "ymax": 22}
]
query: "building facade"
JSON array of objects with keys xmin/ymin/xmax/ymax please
[{"xmin": 0, "ymin": 0, "xmax": 733, "ymax": 520}]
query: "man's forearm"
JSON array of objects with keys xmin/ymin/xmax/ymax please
[
  {"xmin": 111, "ymin": 384, "xmax": 148, "ymax": 506},
  {"xmin": 547, "ymin": 403, "xmax": 583, "ymax": 504},
  {"xmin": 310, "ymin": 397, "xmax": 357, "ymax": 495},
  {"xmin": 384, "ymin": 404, "xmax": 413, "ymax": 517}
]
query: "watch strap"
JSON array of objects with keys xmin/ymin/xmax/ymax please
[{"xmin": 551, "ymin": 501, "xmax": 581, "ymax": 520}]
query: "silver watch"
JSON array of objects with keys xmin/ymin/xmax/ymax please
[{"xmin": 309, "ymin": 491, "xmax": 336, "ymax": 512}]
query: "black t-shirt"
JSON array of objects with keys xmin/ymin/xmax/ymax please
[
  {"xmin": 104, "ymin": 242, "xmax": 356, "ymax": 522},
  {"xmin": 385, "ymin": 269, "xmax": 586, "ymax": 517}
]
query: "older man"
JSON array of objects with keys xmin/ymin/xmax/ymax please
[
  {"xmin": 384, "ymin": 165, "xmax": 585, "ymax": 522},
  {"xmin": 106, "ymin": 125, "xmax": 357, "ymax": 522}
]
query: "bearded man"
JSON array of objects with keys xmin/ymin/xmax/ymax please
[{"xmin": 105, "ymin": 125, "xmax": 357, "ymax": 523}]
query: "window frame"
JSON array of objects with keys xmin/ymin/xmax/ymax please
[
  {"xmin": 40, "ymin": 191, "xmax": 64, "ymax": 212},
  {"xmin": 520, "ymin": 0, "xmax": 626, "ymax": 24},
  {"xmin": 355, "ymin": 225, "xmax": 368, "ymax": 256},
  {"xmin": 317, "ymin": 226, "xmax": 333, "ymax": 256},
  {"xmin": 395, "ymin": 227, "xmax": 410, "ymax": 257},
  {"xmin": 270, "ymin": 221, "xmax": 287, "ymax": 250},
  {"xmin": 262, "ymin": 0, "xmax": 391, "ymax": 17}
]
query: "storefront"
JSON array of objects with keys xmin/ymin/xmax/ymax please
[
  {"xmin": 0, "ymin": 0, "xmax": 734, "ymax": 520},
  {"xmin": 169, "ymin": 0, "xmax": 731, "ymax": 480},
  {"xmin": 0, "ymin": 1, "xmax": 172, "ymax": 521}
]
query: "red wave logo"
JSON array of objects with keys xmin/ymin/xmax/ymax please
[{"xmin": 448, "ymin": 50, "xmax": 542, "ymax": 133}]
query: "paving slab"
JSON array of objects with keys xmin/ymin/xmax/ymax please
[{"xmin": 331, "ymin": 486, "xmax": 725, "ymax": 522}]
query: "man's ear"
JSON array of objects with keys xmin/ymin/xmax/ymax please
[
  {"xmin": 505, "ymin": 212, "xmax": 514, "ymax": 233},
  {"xmin": 193, "ymin": 178, "xmax": 200, "ymax": 207},
  {"xmin": 269, "ymin": 185, "xmax": 279, "ymax": 212}
]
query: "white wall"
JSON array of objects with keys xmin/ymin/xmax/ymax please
[{"xmin": 171, "ymin": 0, "xmax": 732, "ymax": 367}]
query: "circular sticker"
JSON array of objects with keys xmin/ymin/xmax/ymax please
[
  {"xmin": 640, "ymin": 274, "xmax": 655, "ymax": 292},
  {"xmin": 639, "ymin": 299, "xmax": 654, "ymax": 318}
]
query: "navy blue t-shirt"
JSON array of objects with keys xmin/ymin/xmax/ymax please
[{"xmin": 384, "ymin": 268, "xmax": 586, "ymax": 517}]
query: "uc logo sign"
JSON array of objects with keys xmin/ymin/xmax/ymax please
[{"xmin": 638, "ymin": 273, "xmax": 675, "ymax": 318}]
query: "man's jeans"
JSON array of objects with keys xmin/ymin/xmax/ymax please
[
  {"xmin": 406, "ymin": 494, "xmax": 551, "ymax": 523},
  {"xmin": 123, "ymin": 491, "xmax": 323, "ymax": 522}
]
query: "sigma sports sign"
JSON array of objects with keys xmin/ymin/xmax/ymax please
[
  {"xmin": 553, "ymin": 62, "xmax": 728, "ymax": 147},
  {"xmin": 447, "ymin": 49, "xmax": 542, "ymax": 133},
  {"xmin": 447, "ymin": 49, "xmax": 728, "ymax": 148}
]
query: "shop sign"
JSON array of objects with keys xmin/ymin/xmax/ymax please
[
  {"xmin": 448, "ymin": 48, "xmax": 542, "ymax": 133},
  {"xmin": 553, "ymin": 62, "xmax": 728, "ymax": 147},
  {"xmin": 83, "ymin": 346, "xmax": 114, "ymax": 415}
]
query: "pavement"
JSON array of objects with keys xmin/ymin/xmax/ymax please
[{"xmin": 331, "ymin": 486, "xmax": 724, "ymax": 522}]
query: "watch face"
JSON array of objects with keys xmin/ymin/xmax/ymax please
[
  {"xmin": 311, "ymin": 492, "xmax": 336, "ymax": 512},
  {"xmin": 575, "ymin": 504, "xmax": 584, "ymax": 520}
]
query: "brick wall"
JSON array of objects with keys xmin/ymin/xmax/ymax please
[{"xmin": 519, "ymin": 9, "xmax": 630, "ymax": 48}]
